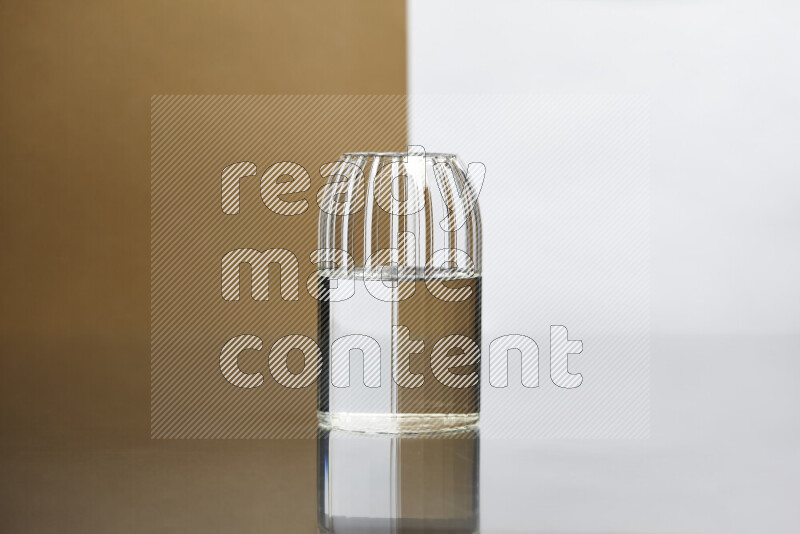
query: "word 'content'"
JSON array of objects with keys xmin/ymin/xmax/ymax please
[{"xmin": 220, "ymin": 326, "xmax": 584, "ymax": 390}]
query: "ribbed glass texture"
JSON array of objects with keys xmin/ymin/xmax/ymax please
[{"xmin": 317, "ymin": 149, "xmax": 483, "ymax": 433}]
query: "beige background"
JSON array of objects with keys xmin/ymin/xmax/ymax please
[{"xmin": 0, "ymin": 1, "xmax": 406, "ymax": 531}]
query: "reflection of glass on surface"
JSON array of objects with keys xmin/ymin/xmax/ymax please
[{"xmin": 317, "ymin": 426, "xmax": 479, "ymax": 533}]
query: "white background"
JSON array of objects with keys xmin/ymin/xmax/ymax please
[
  {"xmin": 410, "ymin": 1, "xmax": 800, "ymax": 532},
  {"xmin": 410, "ymin": 0, "xmax": 799, "ymax": 337}
]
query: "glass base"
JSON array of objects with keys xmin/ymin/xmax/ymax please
[{"xmin": 317, "ymin": 411, "xmax": 479, "ymax": 434}]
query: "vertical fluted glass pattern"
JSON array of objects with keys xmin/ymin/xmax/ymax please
[
  {"xmin": 318, "ymin": 151, "xmax": 482, "ymax": 276},
  {"xmin": 317, "ymin": 150, "xmax": 483, "ymax": 433}
]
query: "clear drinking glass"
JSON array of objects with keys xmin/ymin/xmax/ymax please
[
  {"xmin": 317, "ymin": 427, "xmax": 480, "ymax": 532},
  {"xmin": 317, "ymin": 148, "xmax": 483, "ymax": 433}
]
